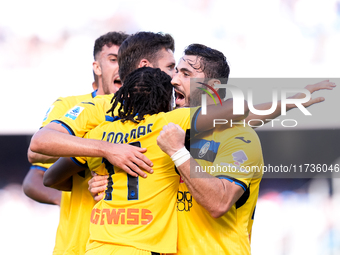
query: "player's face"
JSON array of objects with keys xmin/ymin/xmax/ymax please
[
  {"xmin": 96, "ymin": 44, "xmax": 121, "ymax": 95},
  {"xmin": 152, "ymin": 48, "xmax": 176, "ymax": 78},
  {"xmin": 171, "ymin": 55, "xmax": 205, "ymax": 108}
]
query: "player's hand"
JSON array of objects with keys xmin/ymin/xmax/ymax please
[
  {"xmin": 103, "ymin": 143, "xmax": 153, "ymax": 178},
  {"xmin": 157, "ymin": 122, "xmax": 186, "ymax": 157},
  {"xmin": 289, "ymin": 80, "xmax": 336, "ymax": 109},
  {"xmin": 88, "ymin": 172, "xmax": 108, "ymax": 202}
]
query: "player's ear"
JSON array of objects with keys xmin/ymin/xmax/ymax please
[
  {"xmin": 207, "ymin": 78, "xmax": 221, "ymax": 92},
  {"xmin": 138, "ymin": 59, "xmax": 152, "ymax": 68},
  {"xmin": 93, "ymin": 61, "xmax": 102, "ymax": 76}
]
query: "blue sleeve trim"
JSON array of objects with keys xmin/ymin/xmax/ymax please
[
  {"xmin": 216, "ymin": 175, "xmax": 247, "ymax": 191},
  {"xmin": 191, "ymin": 139, "xmax": 220, "ymax": 153},
  {"xmin": 192, "ymin": 107, "xmax": 201, "ymax": 134},
  {"xmin": 105, "ymin": 115, "xmax": 121, "ymax": 122},
  {"xmin": 30, "ymin": 165, "xmax": 48, "ymax": 172},
  {"xmin": 70, "ymin": 157, "xmax": 88, "ymax": 168},
  {"xmin": 51, "ymin": 120, "xmax": 75, "ymax": 136}
]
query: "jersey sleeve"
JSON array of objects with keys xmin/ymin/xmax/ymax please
[
  {"xmin": 54, "ymin": 97, "xmax": 112, "ymax": 137},
  {"xmin": 163, "ymin": 107, "xmax": 201, "ymax": 131},
  {"xmin": 210, "ymin": 128, "xmax": 263, "ymax": 190},
  {"xmin": 30, "ymin": 162, "xmax": 53, "ymax": 171},
  {"xmin": 41, "ymin": 97, "xmax": 70, "ymax": 128},
  {"xmin": 189, "ymin": 106, "xmax": 202, "ymax": 134}
]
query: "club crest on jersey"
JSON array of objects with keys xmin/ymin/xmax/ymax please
[
  {"xmin": 43, "ymin": 105, "xmax": 54, "ymax": 121},
  {"xmin": 65, "ymin": 106, "xmax": 85, "ymax": 120},
  {"xmin": 232, "ymin": 150, "xmax": 248, "ymax": 166},
  {"xmin": 198, "ymin": 141, "xmax": 210, "ymax": 158}
]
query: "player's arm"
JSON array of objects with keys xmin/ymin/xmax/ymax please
[
  {"xmin": 191, "ymin": 98, "xmax": 248, "ymax": 132},
  {"xmin": 27, "ymin": 148, "xmax": 59, "ymax": 164},
  {"xmin": 246, "ymin": 80, "xmax": 336, "ymax": 127},
  {"xmin": 30, "ymin": 122, "xmax": 153, "ymax": 178},
  {"xmin": 43, "ymin": 157, "xmax": 84, "ymax": 191},
  {"xmin": 178, "ymin": 158, "xmax": 244, "ymax": 218},
  {"xmin": 22, "ymin": 165, "xmax": 61, "ymax": 205},
  {"xmin": 157, "ymin": 123, "xmax": 244, "ymax": 218}
]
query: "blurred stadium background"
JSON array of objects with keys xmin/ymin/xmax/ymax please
[{"xmin": 0, "ymin": 0, "xmax": 339, "ymax": 254}]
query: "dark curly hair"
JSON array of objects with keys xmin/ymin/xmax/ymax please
[
  {"xmin": 107, "ymin": 67, "xmax": 173, "ymax": 123},
  {"xmin": 118, "ymin": 32, "xmax": 175, "ymax": 83},
  {"xmin": 93, "ymin": 31, "xmax": 129, "ymax": 60},
  {"xmin": 184, "ymin": 44, "xmax": 230, "ymax": 98}
]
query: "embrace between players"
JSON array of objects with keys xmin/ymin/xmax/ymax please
[{"xmin": 25, "ymin": 31, "xmax": 336, "ymax": 255}]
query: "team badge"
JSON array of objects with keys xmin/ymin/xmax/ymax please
[
  {"xmin": 65, "ymin": 106, "xmax": 85, "ymax": 120},
  {"xmin": 43, "ymin": 105, "xmax": 54, "ymax": 121},
  {"xmin": 198, "ymin": 141, "xmax": 210, "ymax": 158}
]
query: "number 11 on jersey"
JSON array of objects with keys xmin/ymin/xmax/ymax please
[{"xmin": 103, "ymin": 141, "xmax": 141, "ymax": 201}]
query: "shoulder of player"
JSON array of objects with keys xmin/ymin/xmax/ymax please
[
  {"xmin": 164, "ymin": 107, "xmax": 191, "ymax": 117},
  {"xmin": 225, "ymin": 125, "xmax": 258, "ymax": 136},
  {"xmin": 54, "ymin": 92, "xmax": 94, "ymax": 106},
  {"xmin": 78, "ymin": 94, "xmax": 114, "ymax": 106},
  {"xmin": 151, "ymin": 108, "xmax": 189, "ymax": 125},
  {"xmin": 212, "ymin": 125, "xmax": 260, "ymax": 146},
  {"xmin": 88, "ymin": 116, "xmax": 136, "ymax": 137}
]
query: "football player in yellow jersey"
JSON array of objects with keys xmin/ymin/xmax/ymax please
[
  {"xmin": 157, "ymin": 43, "xmax": 336, "ymax": 255},
  {"xmin": 44, "ymin": 67, "xmax": 186, "ymax": 254},
  {"xmin": 43, "ymin": 67, "xmax": 184, "ymax": 254},
  {"xmin": 24, "ymin": 31, "xmax": 155, "ymax": 255}
]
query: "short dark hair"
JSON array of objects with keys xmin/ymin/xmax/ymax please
[
  {"xmin": 107, "ymin": 67, "xmax": 173, "ymax": 123},
  {"xmin": 93, "ymin": 31, "xmax": 129, "ymax": 60},
  {"xmin": 118, "ymin": 32, "xmax": 175, "ymax": 83},
  {"xmin": 184, "ymin": 44, "xmax": 230, "ymax": 98}
]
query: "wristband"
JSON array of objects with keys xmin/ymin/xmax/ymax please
[{"xmin": 170, "ymin": 147, "xmax": 191, "ymax": 167}]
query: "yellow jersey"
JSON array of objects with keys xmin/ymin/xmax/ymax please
[
  {"xmin": 74, "ymin": 108, "xmax": 195, "ymax": 254},
  {"xmin": 177, "ymin": 125, "xmax": 264, "ymax": 255}
]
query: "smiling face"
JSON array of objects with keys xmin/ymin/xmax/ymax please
[
  {"xmin": 171, "ymin": 55, "xmax": 206, "ymax": 107},
  {"xmin": 93, "ymin": 44, "xmax": 121, "ymax": 95}
]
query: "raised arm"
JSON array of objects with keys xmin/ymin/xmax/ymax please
[
  {"xmin": 194, "ymin": 98, "xmax": 248, "ymax": 132},
  {"xmin": 245, "ymin": 80, "xmax": 336, "ymax": 126}
]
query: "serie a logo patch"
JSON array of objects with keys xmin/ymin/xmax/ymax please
[
  {"xmin": 43, "ymin": 105, "xmax": 54, "ymax": 122},
  {"xmin": 65, "ymin": 106, "xmax": 85, "ymax": 120}
]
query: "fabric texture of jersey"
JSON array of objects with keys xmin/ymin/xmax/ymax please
[
  {"xmin": 37, "ymin": 91, "xmax": 97, "ymax": 255},
  {"xmin": 177, "ymin": 125, "xmax": 264, "ymax": 255},
  {"xmin": 59, "ymin": 169, "xmax": 96, "ymax": 255},
  {"xmin": 74, "ymin": 108, "xmax": 194, "ymax": 254}
]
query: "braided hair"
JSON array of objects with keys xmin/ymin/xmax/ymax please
[{"xmin": 107, "ymin": 67, "xmax": 173, "ymax": 123}]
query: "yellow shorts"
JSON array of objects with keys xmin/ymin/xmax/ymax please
[{"xmin": 85, "ymin": 241, "xmax": 162, "ymax": 255}]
